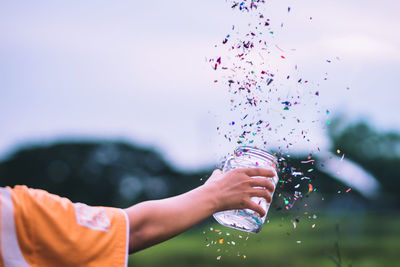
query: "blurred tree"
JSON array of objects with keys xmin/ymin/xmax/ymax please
[
  {"xmin": 0, "ymin": 141, "xmax": 205, "ymax": 207},
  {"xmin": 328, "ymin": 118, "xmax": 400, "ymax": 208},
  {"xmin": 1, "ymin": 126, "xmax": 385, "ymax": 212}
]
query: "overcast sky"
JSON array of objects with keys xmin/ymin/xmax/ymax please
[{"xmin": 1, "ymin": 0, "xmax": 399, "ymax": 170}]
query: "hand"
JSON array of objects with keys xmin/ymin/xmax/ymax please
[{"xmin": 205, "ymin": 168, "xmax": 276, "ymax": 217}]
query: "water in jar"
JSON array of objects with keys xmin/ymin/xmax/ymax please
[{"xmin": 213, "ymin": 146, "xmax": 279, "ymax": 233}]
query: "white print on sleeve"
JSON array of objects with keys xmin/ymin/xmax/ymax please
[{"xmin": 74, "ymin": 203, "xmax": 111, "ymax": 232}]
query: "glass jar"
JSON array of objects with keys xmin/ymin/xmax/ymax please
[{"xmin": 213, "ymin": 146, "xmax": 279, "ymax": 233}]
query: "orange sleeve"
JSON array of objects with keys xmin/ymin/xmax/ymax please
[{"xmin": 10, "ymin": 186, "xmax": 129, "ymax": 267}]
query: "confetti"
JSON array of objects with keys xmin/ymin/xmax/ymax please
[
  {"xmin": 346, "ymin": 188, "xmax": 351, "ymax": 193},
  {"xmin": 301, "ymin": 159, "xmax": 315, "ymax": 163},
  {"xmin": 210, "ymin": 0, "xmax": 346, "ymax": 239},
  {"xmin": 307, "ymin": 183, "xmax": 314, "ymax": 194}
]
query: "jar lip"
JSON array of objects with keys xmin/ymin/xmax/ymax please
[{"xmin": 235, "ymin": 146, "xmax": 278, "ymax": 166}]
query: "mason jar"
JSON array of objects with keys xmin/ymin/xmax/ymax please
[{"xmin": 213, "ymin": 146, "xmax": 279, "ymax": 233}]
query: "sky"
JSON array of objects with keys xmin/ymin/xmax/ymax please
[{"xmin": 0, "ymin": 0, "xmax": 399, "ymax": 171}]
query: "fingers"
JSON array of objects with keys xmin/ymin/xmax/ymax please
[
  {"xmin": 248, "ymin": 178, "xmax": 275, "ymax": 192},
  {"xmin": 246, "ymin": 200, "xmax": 266, "ymax": 217},
  {"xmin": 250, "ymin": 188, "xmax": 273, "ymax": 203},
  {"xmin": 237, "ymin": 167, "xmax": 276, "ymax": 178}
]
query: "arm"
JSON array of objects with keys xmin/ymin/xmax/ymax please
[{"xmin": 124, "ymin": 167, "xmax": 276, "ymax": 253}]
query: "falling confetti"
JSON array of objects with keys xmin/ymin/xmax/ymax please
[
  {"xmin": 307, "ymin": 183, "xmax": 314, "ymax": 194},
  {"xmin": 301, "ymin": 159, "xmax": 315, "ymax": 163},
  {"xmin": 207, "ymin": 1, "xmax": 347, "ymax": 252}
]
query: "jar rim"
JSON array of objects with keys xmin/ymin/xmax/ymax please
[{"xmin": 234, "ymin": 146, "xmax": 278, "ymax": 166}]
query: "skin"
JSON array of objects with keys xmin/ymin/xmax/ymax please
[{"xmin": 124, "ymin": 167, "xmax": 276, "ymax": 253}]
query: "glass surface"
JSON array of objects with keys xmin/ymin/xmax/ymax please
[{"xmin": 213, "ymin": 146, "xmax": 279, "ymax": 233}]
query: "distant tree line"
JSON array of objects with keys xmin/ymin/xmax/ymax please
[
  {"xmin": 328, "ymin": 118, "xmax": 400, "ymax": 209},
  {"xmin": 0, "ymin": 119, "xmax": 398, "ymax": 210}
]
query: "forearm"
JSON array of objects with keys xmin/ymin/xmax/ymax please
[
  {"xmin": 124, "ymin": 168, "xmax": 275, "ymax": 253},
  {"xmin": 125, "ymin": 183, "xmax": 218, "ymax": 253}
]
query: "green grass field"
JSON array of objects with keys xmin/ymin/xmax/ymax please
[{"xmin": 130, "ymin": 213, "xmax": 400, "ymax": 267}]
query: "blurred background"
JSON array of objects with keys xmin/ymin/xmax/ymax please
[{"xmin": 1, "ymin": 0, "xmax": 399, "ymax": 266}]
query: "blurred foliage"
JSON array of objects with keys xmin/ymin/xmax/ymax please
[
  {"xmin": 0, "ymin": 140, "xmax": 348, "ymax": 210},
  {"xmin": 131, "ymin": 213, "xmax": 400, "ymax": 267},
  {"xmin": 328, "ymin": 118, "xmax": 400, "ymax": 208},
  {"xmin": 0, "ymin": 118, "xmax": 399, "ymax": 211},
  {"xmin": 0, "ymin": 141, "xmax": 204, "ymax": 207}
]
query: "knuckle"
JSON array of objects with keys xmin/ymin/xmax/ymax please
[
  {"xmin": 239, "ymin": 179, "xmax": 252, "ymax": 188},
  {"xmin": 230, "ymin": 168, "xmax": 239, "ymax": 174},
  {"xmin": 227, "ymin": 169, "xmax": 237, "ymax": 175},
  {"xmin": 244, "ymin": 178, "xmax": 253, "ymax": 186},
  {"xmin": 248, "ymin": 188, "xmax": 257, "ymax": 196},
  {"xmin": 233, "ymin": 168, "xmax": 245, "ymax": 174},
  {"xmin": 231, "ymin": 168, "xmax": 245, "ymax": 177},
  {"xmin": 245, "ymin": 189, "xmax": 254, "ymax": 198}
]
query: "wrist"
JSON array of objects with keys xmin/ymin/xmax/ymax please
[{"xmin": 198, "ymin": 182, "xmax": 220, "ymax": 214}]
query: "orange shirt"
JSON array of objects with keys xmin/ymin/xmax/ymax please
[{"xmin": 0, "ymin": 186, "xmax": 129, "ymax": 267}]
